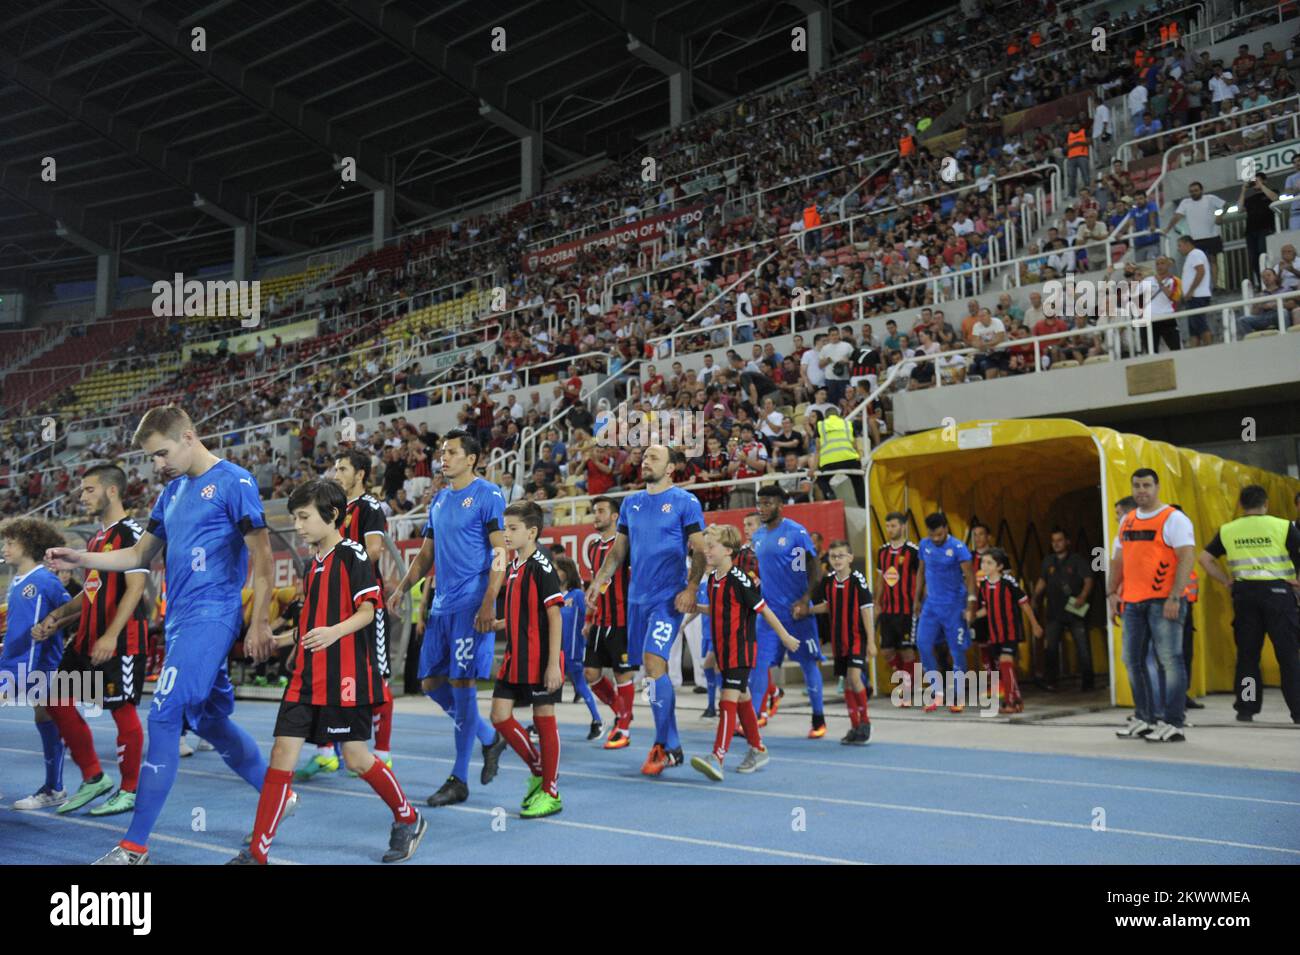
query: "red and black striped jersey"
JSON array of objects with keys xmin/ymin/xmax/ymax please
[
  {"xmin": 735, "ymin": 544, "xmax": 760, "ymax": 583},
  {"xmin": 342, "ymin": 495, "xmax": 387, "ymax": 592},
  {"xmin": 876, "ymin": 541, "xmax": 919, "ymax": 615},
  {"xmin": 977, "ymin": 574, "xmax": 1028, "ymax": 645},
  {"xmin": 706, "ymin": 565, "xmax": 766, "ymax": 670},
  {"xmin": 585, "ymin": 535, "xmax": 629, "ymax": 628},
  {"xmin": 499, "ymin": 546, "xmax": 566, "ymax": 685},
  {"xmin": 74, "ymin": 518, "xmax": 149, "ymax": 656},
  {"xmin": 690, "ymin": 453, "xmax": 729, "ymax": 506},
  {"xmin": 816, "ymin": 570, "xmax": 872, "ymax": 658},
  {"xmin": 285, "ymin": 538, "xmax": 384, "ymax": 707}
]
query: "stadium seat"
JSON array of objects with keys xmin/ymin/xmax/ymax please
[
  {"xmin": 1083, "ymin": 355, "xmax": 1112, "ymax": 364},
  {"xmin": 1244, "ymin": 330, "xmax": 1279, "ymax": 339}
]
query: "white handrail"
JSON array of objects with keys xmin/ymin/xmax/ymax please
[{"xmin": 1119, "ymin": 95, "xmax": 1300, "ymax": 167}]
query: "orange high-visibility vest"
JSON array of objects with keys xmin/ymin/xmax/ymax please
[
  {"xmin": 1119, "ymin": 507, "xmax": 1180, "ymax": 602},
  {"xmin": 1134, "ymin": 49, "xmax": 1147, "ymax": 69},
  {"xmin": 1067, "ymin": 128, "xmax": 1089, "ymax": 159},
  {"xmin": 899, "ymin": 134, "xmax": 915, "ymax": 157},
  {"xmin": 1029, "ymin": 30, "xmax": 1043, "ymax": 47},
  {"xmin": 1159, "ymin": 21, "xmax": 1179, "ymax": 44},
  {"xmin": 1008, "ymin": 40, "xmax": 1021, "ymax": 55},
  {"xmin": 803, "ymin": 205, "xmax": 822, "ymax": 230}
]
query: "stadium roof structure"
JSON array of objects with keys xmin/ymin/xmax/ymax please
[{"xmin": 0, "ymin": 0, "xmax": 944, "ymax": 286}]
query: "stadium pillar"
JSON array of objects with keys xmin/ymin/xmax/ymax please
[
  {"xmin": 627, "ymin": 36, "xmax": 693, "ymax": 127},
  {"xmin": 790, "ymin": 1, "xmax": 830, "ymax": 77},
  {"xmin": 521, "ymin": 134, "xmax": 542, "ymax": 199},
  {"xmin": 233, "ymin": 224, "xmax": 253, "ymax": 284},
  {"xmin": 95, "ymin": 251, "xmax": 118, "ymax": 319},
  {"xmin": 371, "ymin": 187, "xmax": 394, "ymax": 252}
]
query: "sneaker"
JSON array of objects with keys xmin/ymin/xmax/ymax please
[
  {"xmin": 807, "ymin": 724, "xmax": 827, "ymax": 739},
  {"xmin": 690, "ymin": 753, "xmax": 724, "ymax": 781},
  {"xmin": 14, "ymin": 786, "xmax": 67, "ymax": 810},
  {"xmin": 196, "ymin": 738, "xmax": 214, "ymax": 752},
  {"xmin": 427, "ymin": 775, "xmax": 469, "ymax": 807},
  {"xmin": 57, "ymin": 774, "xmax": 115, "ymax": 814},
  {"xmin": 923, "ymin": 694, "xmax": 944, "ymax": 713},
  {"xmin": 757, "ymin": 713, "xmax": 768, "ymax": 728},
  {"xmin": 253, "ymin": 675, "xmax": 269, "ymax": 687},
  {"xmin": 701, "ymin": 706, "xmax": 717, "ymax": 719},
  {"xmin": 856, "ymin": 722, "xmax": 872, "ymax": 744},
  {"xmin": 88, "ymin": 789, "xmax": 137, "ymax": 817},
  {"xmin": 348, "ymin": 757, "xmax": 393, "ymax": 779},
  {"xmin": 839, "ymin": 726, "xmax": 860, "ymax": 745},
  {"xmin": 243, "ymin": 790, "xmax": 299, "ymax": 846},
  {"xmin": 382, "ymin": 813, "xmax": 428, "ymax": 863},
  {"xmin": 735, "ymin": 745, "xmax": 770, "ymax": 774},
  {"xmin": 640, "ymin": 743, "xmax": 668, "ymax": 776},
  {"xmin": 521, "ymin": 774, "xmax": 543, "ymax": 810},
  {"xmin": 948, "ymin": 704, "xmax": 965, "ymax": 713},
  {"xmin": 603, "ymin": 728, "xmax": 631, "ymax": 750},
  {"xmin": 663, "ymin": 747, "xmax": 684, "ymax": 769},
  {"xmin": 767, "ymin": 687, "xmax": 786, "ymax": 717},
  {"xmin": 1145, "ymin": 722, "xmax": 1186, "ymax": 743},
  {"xmin": 294, "ymin": 753, "xmax": 339, "ymax": 781},
  {"xmin": 1185, "ymin": 697, "xmax": 1205, "ymax": 710},
  {"xmin": 480, "ymin": 732, "xmax": 507, "ymax": 785},
  {"xmin": 93, "ymin": 845, "xmax": 149, "ymax": 865},
  {"xmin": 1115, "ymin": 717, "xmax": 1154, "ymax": 739},
  {"xmin": 1236, "ymin": 712, "xmax": 1255, "ymax": 723},
  {"xmin": 520, "ymin": 790, "xmax": 562, "ymax": 819},
  {"xmin": 586, "ymin": 720, "xmax": 604, "ymax": 741},
  {"xmin": 179, "ymin": 739, "xmax": 194, "ymax": 758},
  {"xmin": 226, "ymin": 849, "xmax": 263, "ymax": 865},
  {"xmin": 692, "ymin": 685, "xmax": 708, "ymax": 694}
]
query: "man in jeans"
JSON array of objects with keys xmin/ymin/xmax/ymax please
[
  {"xmin": 1033, "ymin": 527, "xmax": 1095, "ymax": 691},
  {"xmin": 1108, "ymin": 468, "xmax": 1197, "ymax": 743}
]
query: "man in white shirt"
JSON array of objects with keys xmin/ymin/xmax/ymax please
[
  {"xmin": 801, "ymin": 332, "xmax": 828, "ymax": 393},
  {"xmin": 818, "ymin": 325, "xmax": 855, "ymax": 403},
  {"xmin": 698, "ymin": 353, "xmax": 718, "ymax": 384},
  {"xmin": 1137, "ymin": 255, "xmax": 1182, "ymax": 353},
  {"xmin": 1091, "ymin": 97, "xmax": 1112, "ymax": 164},
  {"xmin": 1127, "ymin": 80, "xmax": 1148, "ymax": 121},
  {"xmin": 1274, "ymin": 243, "xmax": 1300, "ymax": 292},
  {"xmin": 1284, "ymin": 154, "xmax": 1300, "ymax": 229},
  {"xmin": 1166, "ymin": 182, "xmax": 1226, "ymax": 289},
  {"xmin": 1177, "ymin": 236, "xmax": 1213, "ymax": 347},
  {"xmin": 734, "ymin": 285, "xmax": 755, "ymax": 343},
  {"xmin": 970, "ymin": 308, "xmax": 1008, "ymax": 379}
]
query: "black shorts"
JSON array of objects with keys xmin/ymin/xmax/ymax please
[
  {"xmin": 971, "ymin": 616, "xmax": 990, "ymax": 643},
  {"xmin": 834, "ymin": 654, "xmax": 866, "ymax": 677},
  {"xmin": 1193, "ymin": 236, "xmax": 1223, "ymax": 257},
  {"xmin": 720, "ymin": 667, "xmax": 751, "ymax": 693},
  {"xmin": 878, "ymin": 614, "xmax": 914, "ymax": 650},
  {"xmin": 274, "ymin": 700, "xmax": 373, "ymax": 746},
  {"xmin": 583, "ymin": 624, "xmax": 634, "ymax": 673},
  {"xmin": 493, "ymin": 680, "xmax": 562, "ymax": 707},
  {"xmin": 55, "ymin": 649, "xmax": 146, "ymax": 708}
]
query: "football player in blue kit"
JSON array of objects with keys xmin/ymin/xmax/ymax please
[{"xmin": 913, "ymin": 512, "xmax": 978, "ymax": 712}]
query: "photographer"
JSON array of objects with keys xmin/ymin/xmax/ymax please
[{"xmin": 1239, "ymin": 173, "xmax": 1278, "ymax": 285}]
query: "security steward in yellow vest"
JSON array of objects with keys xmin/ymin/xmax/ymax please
[
  {"xmin": 1198, "ymin": 484, "xmax": 1300, "ymax": 723},
  {"xmin": 813, "ymin": 410, "xmax": 862, "ymax": 507}
]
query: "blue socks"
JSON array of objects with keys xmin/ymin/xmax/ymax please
[
  {"xmin": 800, "ymin": 660, "xmax": 825, "ymax": 718},
  {"xmin": 126, "ymin": 716, "xmax": 182, "ymax": 847},
  {"xmin": 748, "ymin": 663, "xmax": 770, "ymax": 718},
  {"xmin": 36, "ymin": 718, "xmax": 64, "ymax": 791},
  {"xmin": 428, "ymin": 682, "xmax": 495, "ymax": 746},
  {"xmin": 450, "ymin": 685, "xmax": 479, "ymax": 782},
  {"xmin": 572, "ymin": 670, "xmax": 601, "ymax": 722},
  {"xmin": 705, "ymin": 668, "xmax": 718, "ymax": 709},
  {"xmin": 195, "ymin": 714, "xmax": 269, "ymax": 789},
  {"xmin": 650, "ymin": 674, "xmax": 679, "ymax": 750}
]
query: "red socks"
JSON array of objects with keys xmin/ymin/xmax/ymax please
[
  {"xmin": 372, "ymin": 699, "xmax": 393, "ymax": 752},
  {"xmin": 494, "ymin": 717, "xmax": 542, "ymax": 775},
  {"xmin": 764, "ymin": 668, "xmax": 778, "ymax": 708},
  {"xmin": 534, "ymin": 715, "xmax": 560, "ymax": 797},
  {"xmin": 591, "ymin": 676, "xmax": 618, "ymax": 711},
  {"xmin": 847, "ymin": 688, "xmax": 870, "ymax": 727},
  {"xmin": 111, "ymin": 705, "xmax": 143, "ymax": 792},
  {"xmin": 998, "ymin": 657, "xmax": 1022, "ymax": 705},
  {"xmin": 249, "ymin": 768, "xmax": 294, "ymax": 863},
  {"xmin": 713, "ymin": 700, "xmax": 738, "ymax": 761},
  {"xmin": 615, "ymin": 680, "xmax": 636, "ymax": 730},
  {"xmin": 46, "ymin": 702, "xmax": 102, "ymax": 781},
  {"xmin": 360, "ymin": 757, "xmax": 416, "ymax": 823},
  {"xmin": 737, "ymin": 699, "xmax": 764, "ymax": 748}
]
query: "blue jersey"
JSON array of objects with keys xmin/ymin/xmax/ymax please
[
  {"xmin": 617, "ymin": 485, "xmax": 704, "ymax": 605},
  {"xmin": 560, "ymin": 587, "xmax": 586, "ymax": 659},
  {"xmin": 1, "ymin": 566, "xmax": 70, "ymax": 672},
  {"xmin": 148, "ymin": 459, "xmax": 265, "ymax": 616},
  {"xmin": 423, "ymin": 477, "xmax": 505, "ymax": 614},
  {"xmin": 750, "ymin": 517, "xmax": 816, "ymax": 615},
  {"xmin": 919, "ymin": 534, "xmax": 972, "ymax": 607},
  {"xmin": 696, "ymin": 579, "xmax": 711, "ymax": 631}
]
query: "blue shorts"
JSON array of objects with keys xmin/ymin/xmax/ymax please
[
  {"xmin": 757, "ymin": 614, "xmax": 821, "ymax": 665},
  {"xmin": 562, "ymin": 630, "xmax": 585, "ymax": 669},
  {"xmin": 421, "ymin": 606, "xmax": 493, "ymax": 680},
  {"xmin": 151, "ymin": 606, "xmax": 240, "ymax": 729},
  {"xmin": 627, "ymin": 599, "xmax": 683, "ymax": 667},
  {"xmin": 916, "ymin": 605, "xmax": 967, "ymax": 651},
  {"xmin": 700, "ymin": 626, "xmax": 713, "ymax": 659}
]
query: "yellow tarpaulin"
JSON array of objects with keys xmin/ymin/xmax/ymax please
[{"xmin": 865, "ymin": 419, "xmax": 1300, "ymax": 706}]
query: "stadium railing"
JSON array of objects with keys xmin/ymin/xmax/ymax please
[
  {"xmin": 1179, "ymin": 0, "xmax": 1296, "ymax": 48},
  {"xmin": 1118, "ymin": 95, "xmax": 1300, "ymax": 168},
  {"xmin": 1270, "ymin": 195, "xmax": 1300, "ymax": 229},
  {"xmin": 1150, "ymin": 107, "xmax": 1300, "ymax": 208}
]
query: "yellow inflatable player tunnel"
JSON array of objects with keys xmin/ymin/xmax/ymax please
[{"xmin": 865, "ymin": 419, "xmax": 1300, "ymax": 706}]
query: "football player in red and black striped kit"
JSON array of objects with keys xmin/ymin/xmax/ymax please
[
  {"xmin": 690, "ymin": 524, "xmax": 798, "ymax": 782},
  {"xmin": 810, "ymin": 540, "xmax": 875, "ymax": 745},
  {"xmin": 491, "ymin": 500, "xmax": 567, "ymax": 818},
  {"xmin": 34, "ymin": 465, "xmax": 148, "ymax": 816},
  {"xmin": 874, "ymin": 512, "xmax": 920, "ymax": 704},
  {"xmin": 233, "ymin": 479, "xmax": 425, "ymax": 864},
  {"xmin": 583, "ymin": 496, "xmax": 636, "ymax": 749},
  {"xmin": 974, "ymin": 548, "xmax": 1043, "ymax": 715},
  {"xmin": 336, "ymin": 450, "xmax": 395, "ymax": 767}
]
